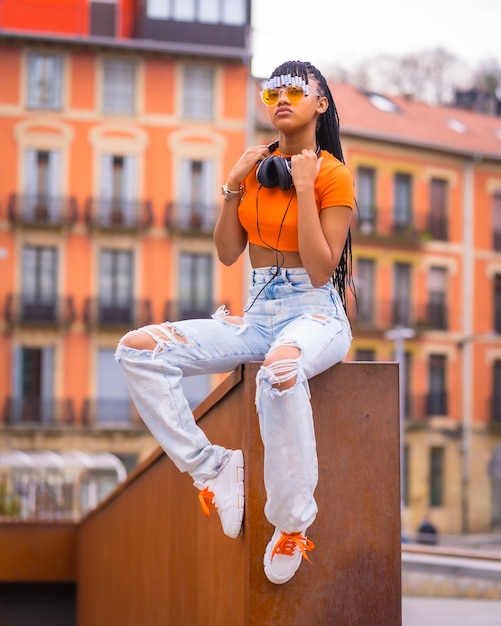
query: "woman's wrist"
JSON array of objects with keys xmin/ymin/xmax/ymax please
[{"xmin": 221, "ymin": 183, "xmax": 244, "ymax": 201}]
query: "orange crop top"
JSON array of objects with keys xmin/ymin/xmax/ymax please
[{"xmin": 238, "ymin": 150, "xmax": 354, "ymax": 252}]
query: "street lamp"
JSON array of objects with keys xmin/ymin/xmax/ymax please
[
  {"xmin": 385, "ymin": 325, "xmax": 416, "ymax": 506},
  {"xmin": 457, "ymin": 331, "xmax": 499, "ymax": 534}
]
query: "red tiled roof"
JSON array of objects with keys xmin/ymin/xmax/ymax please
[
  {"xmin": 330, "ymin": 82, "xmax": 501, "ymax": 160},
  {"xmin": 255, "ymin": 78, "xmax": 501, "ymax": 161}
]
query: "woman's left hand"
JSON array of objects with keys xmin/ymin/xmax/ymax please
[{"xmin": 290, "ymin": 149, "xmax": 323, "ymax": 193}]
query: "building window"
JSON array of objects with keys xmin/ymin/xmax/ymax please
[
  {"xmin": 178, "ymin": 252, "xmax": 213, "ymax": 319},
  {"xmin": 22, "ymin": 245, "xmax": 58, "ymax": 319},
  {"xmin": 393, "ymin": 172, "xmax": 412, "ymax": 231},
  {"xmin": 182, "ymin": 66, "xmax": 214, "ymax": 120},
  {"xmin": 99, "ymin": 249, "xmax": 134, "ymax": 323},
  {"xmin": 146, "ymin": 0, "xmax": 246, "ymax": 24},
  {"xmin": 95, "ymin": 348, "xmax": 132, "ymax": 425},
  {"xmin": 427, "ymin": 354, "xmax": 447, "ymax": 416},
  {"xmin": 23, "ymin": 149, "xmax": 62, "ymax": 221},
  {"xmin": 393, "ymin": 262, "xmax": 411, "ymax": 326},
  {"xmin": 429, "ymin": 446, "xmax": 444, "ymax": 507},
  {"xmin": 26, "ymin": 52, "xmax": 63, "ymax": 110},
  {"xmin": 11, "ymin": 346, "xmax": 55, "ymax": 423},
  {"xmin": 493, "ymin": 192, "xmax": 501, "ymax": 252},
  {"xmin": 177, "ymin": 159, "xmax": 215, "ymax": 229},
  {"xmin": 427, "ymin": 266, "xmax": 448, "ymax": 330},
  {"xmin": 355, "ymin": 258, "xmax": 375, "ymax": 325},
  {"xmin": 355, "ymin": 349, "xmax": 375, "ymax": 361},
  {"xmin": 99, "ymin": 154, "xmax": 137, "ymax": 225},
  {"xmin": 492, "ymin": 361, "xmax": 501, "ymax": 423},
  {"xmin": 403, "ymin": 445, "xmax": 410, "ymax": 507},
  {"xmin": 494, "ymin": 274, "xmax": 501, "ymax": 334},
  {"xmin": 428, "ymin": 178, "xmax": 448, "ymax": 240},
  {"xmin": 102, "ymin": 59, "xmax": 136, "ymax": 115},
  {"xmin": 356, "ymin": 167, "xmax": 376, "ymax": 233}
]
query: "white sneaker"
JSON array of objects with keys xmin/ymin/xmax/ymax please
[
  {"xmin": 195, "ymin": 450, "xmax": 244, "ymax": 539},
  {"xmin": 263, "ymin": 527, "xmax": 314, "ymax": 584}
]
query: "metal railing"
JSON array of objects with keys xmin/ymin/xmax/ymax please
[{"xmin": 8, "ymin": 193, "xmax": 78, "ymax": 227}]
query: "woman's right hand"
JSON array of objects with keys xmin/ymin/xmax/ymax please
[{"xmin": 226, "ymin": 144, "xmax": 276, "ymax": 188}]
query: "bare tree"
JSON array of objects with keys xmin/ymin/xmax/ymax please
[{"xmin": 346, "ymin": 47, "xmax": 471, "ymax": 105}]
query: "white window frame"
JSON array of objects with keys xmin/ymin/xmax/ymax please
[
  {"xmin": 102, "ymin": 58, "xmax": 136, "ymax": 115},
  {"xmin": 27, "ymin": 52, "xmax": 63, "ymax": 110}
]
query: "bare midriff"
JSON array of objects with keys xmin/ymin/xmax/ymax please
[{"xmin": 248, "ymin": 243, "xmax": 303, "ymax": 268}]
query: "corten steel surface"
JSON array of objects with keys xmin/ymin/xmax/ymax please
[
  {"xmin": 0, "ymin": 523, "xmax": 77, "ymax": 582},
  {"xmin": 77, "ymin": 362, "xmax": 401, "ymax": 626}
]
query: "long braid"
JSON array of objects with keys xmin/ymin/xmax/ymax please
[{"xmin": 269, "ymin": 61, "xmax": 356, "ymax": 314}]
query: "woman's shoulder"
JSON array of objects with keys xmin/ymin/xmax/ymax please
[
  {"xmin": 319, "ymin": 150, "xmax": 349, "ymax": 170},
  {"xmin": 318, "ymin": 151, "xmax": 353, "ymax": 183}
]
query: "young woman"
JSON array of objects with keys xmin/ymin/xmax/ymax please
[{"xmin": 115, "ymin": 60, "xmax": 355, "ymax": 585}]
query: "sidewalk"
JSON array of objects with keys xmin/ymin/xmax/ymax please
[{"xmin": 402, "ymin": 596, "xmax": 501, "ymax": 626}]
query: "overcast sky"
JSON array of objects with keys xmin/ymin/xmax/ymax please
[{"xmin": 251, "ymin": 0, "xmax": 501, "ymax": 78}]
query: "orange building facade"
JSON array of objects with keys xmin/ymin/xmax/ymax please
[
  {"xmin": 0, "ymin": 0, "xmax": 252, "ymax": 515},
  {"xmin": 1, "ymin": 0, "xmax": 501, "ymax": 535}
]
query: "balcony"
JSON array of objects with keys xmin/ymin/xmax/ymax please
[
  {"xmin": 424, "ymin": 301, "xmax": 448, "ymax": 330},
  {"xmin": 351, "ymin": 207, "xmax": 423, "ymax": 245},
  {"xmin": 353, "ymin": 208, "xmax": 377, "ymax": 235},
  {"xmin": 164, "ymin": 300, "xmax": 217, "ymax": 322},
  {"xmin": 8, "ymin": 194, "xmax": 78, "ymax": 228},
  {"xmin": 350, "ymin": 298, "xmax": 450, "ymax": 335},
  {"xmin": 85, "ymin": 198, "xmax": 153, "ymax": 231},
  {"xmin": 3, "ymin": 397, "xmax": 76, "ymax": 425},
  {"xmin": 426, "ymin": 214, "xmax": 449, "ymax": 241},
  {"xmin": 426, "ymin": 390, "xmax": 448, "ymax": 417},
  {"xmin": 4, "ymin": 293, "xmax": 76, "ymax": 328},
  {"xmin": 165, "ymin": 201, "xmax": 217, "ymax": 236},
  {"xmin": 84, "ymin": 298, "xmax": 153, "ymax": 329},
  {"xmin": 82, "ymin": 399, "xmax": 145, "ymax": 429}
]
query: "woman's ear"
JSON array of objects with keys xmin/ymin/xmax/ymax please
[{"xmin": 317, "ymin": 96, "xmax": 329, "ymax": 114}]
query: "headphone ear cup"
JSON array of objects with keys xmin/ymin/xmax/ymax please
[
  {"xmin": 274, "ymin": 157, "xmax": 293, "ymax": 191},
  {"xmin": 256, "ymin": 156, "xmax": 293, "ymax": 190}
]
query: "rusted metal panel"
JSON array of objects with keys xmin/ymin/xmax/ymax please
[
  {"xmin": 76, "ymin": 362, "xmax": 401, "ymax": 625},
  {"xmin": 0, "ymin": 523, "xmax": 77, "ymax": 582}
]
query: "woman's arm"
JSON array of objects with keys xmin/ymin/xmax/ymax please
[
  {"xmin": 292, "ymin": 150, "xmax": 352, "ymax": 286},
  {"xmin": 214, "ymin": 144, "xmax": 275, "ymax": 266}
]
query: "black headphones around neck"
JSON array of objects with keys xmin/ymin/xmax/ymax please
[{"xmin": 256, "ymin": 141, "xmax": 321, "ymax": 191}]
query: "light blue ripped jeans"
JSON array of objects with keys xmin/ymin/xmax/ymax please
[{"xmin": 115, "ymin": 267, "xmax": 352, "ymax": 533}]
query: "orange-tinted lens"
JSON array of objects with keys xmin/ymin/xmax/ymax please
[
  {"xmin": 286, "ymin": 85, "xmax": 305, "ymax": 102},
  {"xmin": 262, "ymin": 88, "xmax": 279, "ymax": 105}
]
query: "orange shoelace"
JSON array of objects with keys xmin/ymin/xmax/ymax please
[
  {"xmin": 198, "ymin": 487, "xmax": 217, "ymax": 517},
  {"xmin": 271, "ymin": 531, "xmax": 315, "ymax": 563}
]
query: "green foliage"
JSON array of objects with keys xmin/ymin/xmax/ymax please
[{"xmin": 0, "ymin": 482, "xmax": 21, "ymax": 517}]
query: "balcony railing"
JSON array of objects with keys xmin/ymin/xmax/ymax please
[
  {"xmin": 426, "ymin": 391, "xmax": 448, "ymax": 417},
  {"xmin": 3, "ymin": 397, "xmax": 76, "ymax": 425},
  {"xmin": 85, "ymin": 198, "xmax": 153, "ymax": 230},
  {"xmin": 425, "ymin": 301, "xmax": 448, "ymax": 330},
  {"xmin": 353, "ymin": 208, "xmax": 377, "ymax": 235},
  {"xmin": 8, "ymin": 193, "xmax": 78, "ymax": 227},
  {"xmin": 164, "ymin": 300, "xmax": 216, "ymax": 322},
  {"xmin": 426, "ymin": 214, "xmax": 449, "ymax": 241},
  {"xmin": 4, "ymin": 293, "xmax": 76, "ymax": 327},
  {"xmin": 165, "ymin": 201, "xmax": 217, "ymax": 235},
  {"xmin": 82, "ymin": 399, "xmax": 145, "ymax": 429},
  {"xmin": 84, "ymin": 297, "xmax": 153, "ymax": 329}
]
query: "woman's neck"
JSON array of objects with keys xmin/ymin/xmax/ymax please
[{"xmin": 276, "ymin": 133, "xmax": 318, "ymax": 157}]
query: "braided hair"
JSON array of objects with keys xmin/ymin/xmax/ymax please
[{"xmin": 268, "ymin": 60, "xmax": 355, "ymax": 314}]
